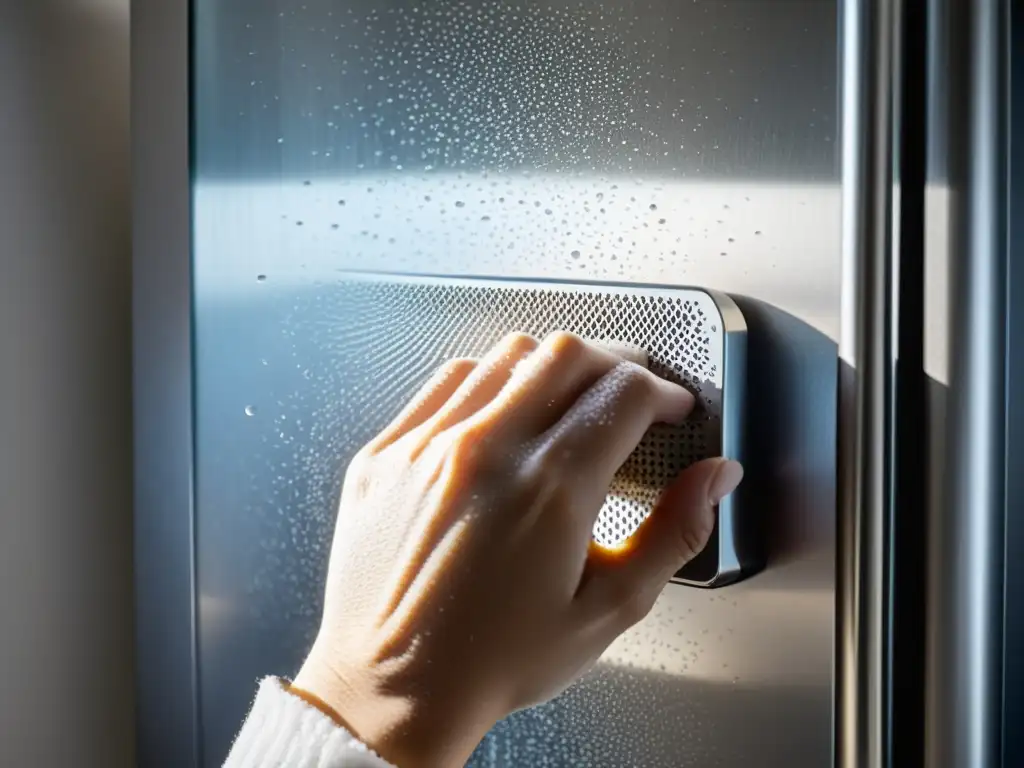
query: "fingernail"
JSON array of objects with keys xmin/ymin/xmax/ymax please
[{"xmin": 708, "ymin": 459, "xmax": 744, "ymax": 506}]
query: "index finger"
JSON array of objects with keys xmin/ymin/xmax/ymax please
[{"xmin": 533, "ymin": 361, "xmax": 696, "ymax": 493}]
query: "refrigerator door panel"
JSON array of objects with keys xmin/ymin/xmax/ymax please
[{"xmin": 183, "ymin": 1, "xmax": 841, "ymax": 765}]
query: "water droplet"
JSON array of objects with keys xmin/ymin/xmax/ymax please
[
  {"xmin": 244, "ymin": 405, "xmax": 257, "ymax": 417},
  {"xmin": 338, "ymin": 199, "xmax": 346, "ymax": 206},
  {"xmin": 256, "ymin": 274, "xmax": 267, "ymax": 282},
  {"xmin": 649, "ymin": 204, "xmax": 658, "ymax": 211},
  {"xmin": 455, "ymin": 201, "xmax": 465, "ymax": 208},
  {"xmin": 571, "ymin": 250, "xmax": 581, "ymax": 259}
]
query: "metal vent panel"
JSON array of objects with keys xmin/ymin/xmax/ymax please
[{"xmin": 321, "ymin": 273, "xmax": 727, "ymax": 547}]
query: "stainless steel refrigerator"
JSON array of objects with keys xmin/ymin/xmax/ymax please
[{"xmin": 133, "ymin": 1, "xmax": 1021, "ymax": 766}]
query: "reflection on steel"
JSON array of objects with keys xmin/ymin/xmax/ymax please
[
  {"xmin": 925, "ymin": 0, "xmax": 1008, "ymax": 766},
  {"xmin": 836, "ymin": 0, "xmax": 896, "ymax": 767}
]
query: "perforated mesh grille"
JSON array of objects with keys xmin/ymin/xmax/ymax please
[{"xmin": 322, "ymin": 274, "xmax": 725, "ymax": 547}]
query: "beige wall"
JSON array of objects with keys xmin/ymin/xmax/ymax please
[{"xmin": 0, "ymin": 1, "xmax": 134, "ymax": 764}]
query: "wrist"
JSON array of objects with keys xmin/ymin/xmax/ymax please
[{"xmin": 292, "ymin": 645, "xmax": 491, "ymax": 768}]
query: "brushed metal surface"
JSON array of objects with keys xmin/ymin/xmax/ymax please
[
  {"xmin": 189, "ymin": 1, "xmax": 839, "ymax": 765},
  {"xmin": 836, "ymin": 1, "xmax": 897, "ymax": 766},
  {"xmin": 1004, "ymin": 11, "xmax": 1024, "ymax": 765},
  {"xmin": 924, "ymin": 1, "xmax": 1009, "ymax": 766}
]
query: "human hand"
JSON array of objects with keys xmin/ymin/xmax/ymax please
[{"xmin": 293, "ymin": 331, "xmax": 744, "ymax": 767}]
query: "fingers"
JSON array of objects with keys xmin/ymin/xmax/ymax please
[
  {"xmin": 591, "ymin": 340, "xmax": 649, "ymax": 368},
  {"xmin": 575, "ymin": 458, "xmax": 744, "ymax": 628},
  {"xmin": 468, "ymin": 331, "xmax": 658, "ymax": 441},
  {"xmin": 531, "ymin": 361, "xmax": 697, "ymax": 493},
  {"xmin": 419, "ymin": 332, "xmax": 539, "ymax": 438},
  {"xmin": 367, "ymin": 358, "xmax": 477, "ymax": 452},
  {"xmin": 371, "ymin": 332, "xmax": 648, "ymax": 457}
]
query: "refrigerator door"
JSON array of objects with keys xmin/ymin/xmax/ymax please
[{"xmin": 135, "ymin": 1, "xmax": 840, "ymax": 765}]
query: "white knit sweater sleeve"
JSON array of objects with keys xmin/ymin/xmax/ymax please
[{"xmin": 223, "ymin": 677, "xmax": 397, "ymax": 768}]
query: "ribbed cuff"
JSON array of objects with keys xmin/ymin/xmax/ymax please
[{"xmin": 223, "ymin": 676, "xmax": 396, "ymax": 768}]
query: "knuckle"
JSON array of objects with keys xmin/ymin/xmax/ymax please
[
  {"xmin": 674, "ymin": 515, "xmax": 715, "ymax": 564},
  {"xmin": 542, "ymin": 330, "xmax": 590, "ymax": 363},
  {"xmin": 612, "ymin": 363, "xmax": 658, "ymax": 403},
  {"xmin": 522, "ymin": 448, "xmax": 562, "ymax": 496},
  {"xmin": 444, "ymin": 425, "xmax": 487, "ymax": 477},
  {"xmin": 439, "ymin": 357, "xmax": 476, "ymax": 376},
  {"xmin": 536, "ymin": 437, "xmax": 583, "ymax": 485},
  {"xmin": 499, "ymin": 331, "xmax": 538, "ymax": 354},
  {"xmin": 618, "ymin": 362, "xmax": 654, "ymax": 391}
]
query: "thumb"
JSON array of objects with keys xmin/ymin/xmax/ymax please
[{"xmin": 577, "ymin": 457, "xmax": 744, "ymax": 627}]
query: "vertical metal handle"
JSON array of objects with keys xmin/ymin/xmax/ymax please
[
  {"xmin": 840, "ymin": 0, "xmax": 1009, "ymax": 765},
  {"xmin": 837, "ymin": 1, "xmax": 897, "ymax": 766},
  {"xmin": 925, "ymin": 1, "xmax": 1008, "ymax": 766}
]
